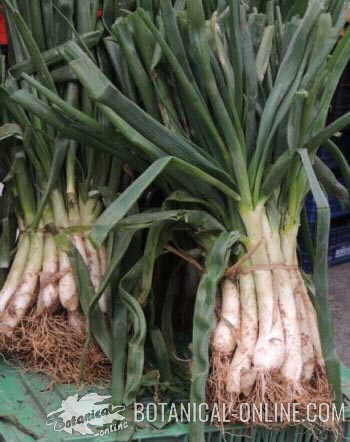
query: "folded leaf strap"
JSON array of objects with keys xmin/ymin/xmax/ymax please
[
  {"xmin": 240, "ymin": 264, "xmax": 298, "ymax": 273},
  {"xmin": 226, "ymin": 262, "xmax": 298, "ymax": 279},
  {"xmin": 21, "ymin": 225, "xmax": 91, "ymax": 235},
  {"xmin": 165, "ymin": 244, "xmax": 204, "ymax": 272},
  {"xmin": 224, "ymin": 238, "xmax": 299, "ymax": 280},
  {"xmin": 119, "ymin": 261, "xmax": 147, "ymax": 407},
  {"xmin": 190, "ymin": 231, "xmax": 239, "ymax": 442},
  {"xmin": 225, "ymin": 238, "xmax": 264, "ymax": 277}
]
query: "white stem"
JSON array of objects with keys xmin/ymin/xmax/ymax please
[
  {"xmin": 295, "ymin": 284, "xmax": 315, "ymax": 381},
  {"xmin": 80, "ymin": 198, "xmax": 98, "ymax": 225},
  {"xmin": 241, "ymin": 205, "xmax": 285, "ymax": 372},
  {"xmin": 297, "ymin": 267, "xmax": 325, "ymax": 369},
  {"xmin": 262, "ymin": 215, "xmax": 302, "ymax": 384},
  {"xmin": 37, "ymin": 233, "xmax": 59, "ymax": 314},
  {"xmin": 227, "ymin": 270, "xmax": 258, "ymax": 395},
  {"xmin": 51, "ymin": 190, "xmax": 69, "ymax": 228},
  {"xmin": 0, "ymin": 232, "xmax": 44, "ymax": 332},
  {"xmin": 58, "ymin": 250, "xmax": 79, "ymax": 311},
  {"xmin": 80, "ymin": 199, "xmax": 107, "ymax": 312},
  {"xmin": 282, "ymin": 228, "xmax": 320, "ymax": 376},
  {"xmin": 98, "ymin": 246, "xmax": 110, "ymax": 314},
  {"xmin": 0, "ymin": 234, "xmax": 30, "ymax": 312},
  {"xmin": 72, "ymin": 234, "xmax": 89, "ymax": 265},
  {"xmin": 51, "ymin": 190, "xmax": 79, "ymax": 312},
  {"xmin": 69, "ymin": 197, "xmax": 89, "ymax": 266},
  {"xmin": 212, "ymin": 278, "xmax": 240, "ymax": 354},
  {"xmin": 84, "ymin": 238, "xmax": 102, "ymax": 292}
]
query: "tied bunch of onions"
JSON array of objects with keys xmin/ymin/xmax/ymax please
[
  {"xmin": 0, "ymin": 0, "xmax": 126, "ymax": 340},
  {"xmin": 211, "ymin": 209, "xmax": 326, "ymax": 403},
  {"xmin": 0, "ymin": 116, "xmax": 114, "ymax": 335}
]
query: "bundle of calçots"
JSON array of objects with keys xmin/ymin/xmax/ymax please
[
  {"xmin": 0, "ymin": 0, "xmax": 138, "ymax": 382},
  {"xmin": 2, "ymin": 0, "xmax": 350, "ymax": 440},
  {"xmin": 0, "ymin": 0, "xmax": 190, "ymax": 388}
]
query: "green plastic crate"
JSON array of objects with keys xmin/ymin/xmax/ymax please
[{"xmin": 0, "ymin": 359, "xmax": 349, "ymax": 442}]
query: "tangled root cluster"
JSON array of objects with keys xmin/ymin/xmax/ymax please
[
  {"xmin": 0, "ymin": 309, "xmax": 111, "ymax": 385},
  {"xmin": 207, "ymin": 360, "xmax": 339, "ymax": 436}
]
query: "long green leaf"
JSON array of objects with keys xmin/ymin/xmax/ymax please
[
  {"xmin": 314, "ymin": 157, "xmax": 349, "ymax": 207},
  {"xmin": 261, "ymin": 150, "xmax": 295, "ymax": 197},
  {"xmin": 305, "ymin": 112, "xmax": 350, "ymax": 153},
  {"xmin": 135, "ymin": 9, "xmax": 235, "ymax": 168},
  {"xmin": 112, "ymin": 18, "xmax": 160, "ymax": 119},
  {"xmin": 150, "ymin": 328, "xmax": 173, "ymax": 383},
  {"xmin": 312, "ymin": 26, "xmax": 350, "ymax": 132},
  {"xmin": 190, "ymin": 231, "xmax": 239, "ymax": 442},
  {"xmin": 91, "ymin": 156, "xmax": 239, "ymax": 247},
  {"xmin": 251, "ymin": 0, "xmax": 322, "ymax": 196},
  {"xmin": 256, "ymin": 25, "xmax": 275, "ymax": 82},
  {"xmin": 28, "ymin": 0, "xmax": 46, "ymax": 52},
  {"xmin": 119, "ymin": 260, "xmax": 147, "ymax": 406},
  {"xmin": 63, "ymin": 42, "xmax": 235, "ymax": 185},
  {"xmin": 68, "ymin": 245, "xmax": 112, "ymax": 361},
  {"xmin": 160, "ymin": 0, "xmax": 196, "ymax": 85},
  {"xmin": 324, "ymin": 139, "xmax": 350, "ymax": 194},
  {"xmin": 161, "ymin": 264, "xmax": 191, "ymax": 379},
  {"xmin": 9, "ymin": 89, "xmax": 143, "ymax": 166},
  {"xmin": 2, "ymin": 0, "xmax": 56, "ymax": 92},
  {"xmin": 299, "ymin": 148, "xmax": 342, "ymax": 410},
  {"xmin": 9, "ymin": 31, "xmax": 102, "ymax": 78},
  {"xmin": 109, "ymin": 232, "xmax": 140, "ymax": 405},
  {"xmin": 115, "ymin": 209, "xmax": 225, "ymax": 233},
  {"xmin": 228, "ymin": 0, "xmax": 243, "ymax": 116},
  {"xmin": 32, "ymin": 138, "xmax": 69, "ymax": 228}
]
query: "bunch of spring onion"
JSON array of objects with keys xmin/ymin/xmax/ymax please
[
  {"xmin": 0, "ymin": 0, "xmax": 186, "ymax": 393},
  {"xmin": 0, "ymin": 0, "xmax": 129, "ymax": 337},
  {"xmin": 5, "ymin": 0, "xmax": 350, "ymax": 436}
]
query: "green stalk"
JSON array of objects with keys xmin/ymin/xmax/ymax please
[
  {"xmin": 66, "ymin": 140, "xmax": 78, "ymax": 205},
  {"xmin": 51, "ymin": 189, "xmax": 69, "ymax": 228},
  {"xmin": 1, "ymin": 0, "xmax": 56, "ymax": 92},
  {"xmin": 14, "ymin": 151, "xmax": 36, "ymax": 225}
]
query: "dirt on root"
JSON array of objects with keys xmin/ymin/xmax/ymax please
[{"xmin": 0, "ymin": 310, "xmax": 111, "ymax": 385}]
